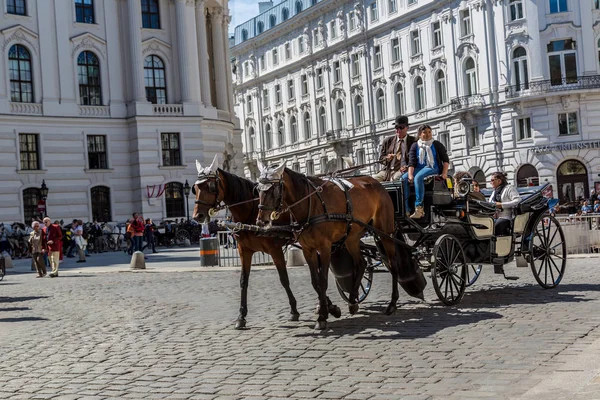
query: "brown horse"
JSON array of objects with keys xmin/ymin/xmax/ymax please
[{"xmin": 256, "ymin": 164, "xmax": 403, "ymax": 330}]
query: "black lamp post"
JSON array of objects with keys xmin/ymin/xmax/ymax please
[
  {"xmin": 183, "ymin": 180, "xmax": 191, "ymax": 222},
  {"xmin": 39, "ymin": 180, "xmax": 49, "ymax": 218}
]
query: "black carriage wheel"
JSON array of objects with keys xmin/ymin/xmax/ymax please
[
  {"xmin": 466, "ymin": 264, "xmax": 482, "ymax": 287},
  {"xmin": 335, "ymin": 261, "xmax": 376, "ymax": 305},
  {"xmin": 176, "ymin": 229, "xmax": 190, "ymax": 241},
  {"xmin": 529, "ymin": 214, "xmax": 566, "ymax": 289},
  {"xmin": 0, "ymin": 261, "xmax": 5, "ymax": 281},
  {"xmin": 432, "ymin": 234, "xmax": 467, "ymax": 306}
]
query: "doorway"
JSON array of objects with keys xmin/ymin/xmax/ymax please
[{"xmin": 556, "ymin": 160, "xmax": 588, "ymax": 204}]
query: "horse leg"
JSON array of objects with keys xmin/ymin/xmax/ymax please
[
  {"xmin": 345, "ymin": 240, "xmax": 366, "ymax": 315},
  {"xmin": 235, "ymin": 248, "xmax": 253, "ymax": 330},
  {"xmin": 270, "ymin": 249, "xmax": 300, "ymax": 321},
  {"xmin": 316, "ymin": 248, "xmax": 333, "ymax": 330},
  {"xmin": 380, "ymin": 237, "xmax": 399, "ymax": 315},
  {"xmin": 303, "ymin": 249, "xmax": 328, "ymax": 330}
]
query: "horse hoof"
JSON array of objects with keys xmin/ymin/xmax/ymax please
[
  {"xmin": 349, "ymin": 304, "xmax": 359, "ymax": 315},
  {"xmin": 384, "ymin": 305, "xmax": 397, "ymax": 316},
  {"xmin": 314, "ymin": 320, "xmax": 327, "ymax": 330},
  {"xmin": 329, "ymin": 305, "xmax": 342, "ymax": 319},
  {"xmin": 235, "ymin": 319, "xmax": 246, "ymax": 330},
  {"xmin": 289, "ymin": 313, "xmax": 300, "ymax": 322},
  {"xmin": 314, "ymin": 305, "xmax": 320, "ymax": 315}
]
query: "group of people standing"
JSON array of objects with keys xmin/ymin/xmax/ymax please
[
  {"xmin": 28, "ymin": 218, "xmax": 63, "ymax": 278},
  {"xmin": 125, "ymin": 213, "xmax": 157, "ymax": 255}
]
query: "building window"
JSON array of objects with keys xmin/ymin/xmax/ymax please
[
  {"xmin": 330, "ymin": 21, "xmax": 337, "ymax": 39},
  {"xmin": 439, "ymin": 131, "xmax": 449, "ymax": 151},
  {"xmin": 75, "ymin": 0, "xmax": 94, "ymax": 23},
  {"xmin": 306, "ymin": 159, "xmax": 314, "ymax": 175},
  {"xmin": 393, "ymin": 83, "xmax": 404, "ymax": 115},
  {"xmin": 408, "ymin": 0, "xmax": 417, "ymax": 4},
  {"xmin": 247, "ymin": 127, "xmax": 255, "ymax": 152},
  {"xmin": 87, "ymin": 135, "xmax": 107, "ymax": 169},
  {"xmin": 432, "ymin": 21, "xmax": 442, "ymax": 48},
  {"xmin": 411, "ymin": 30, "xmax": 421, "ymax": 56},
  {"xmin": 296, "ymin": 1, "xmax": 303, "ymax": 13},
  {"xmin": 9, "ymin": 45, "xmax": 33, "ymax": 103},
  {"xmin": 91, "ymin": 186, "xmax": 111, "ymax": 222},
  {"xmin": 246, "ymin": 95, "xmax": 253, "ymax": 114},
  {"xmin": 272, "ymin": 48, "xmax": 279, "ymax": 66},
  {"xmin": 320, "ymin": 157, "xmax": 328, "ymax": 173},
  {"xmin": 509, "ymin": 0, "xmax": 524, "ymax": 21},
  {"xmin": 356, "ymin": 149, "xmax": 365, "ymax": 165},
  {"xmin": 516, "ymin": 164, "xmax": 539, "ymax": 187},
  {"xmin": 257, "ymin": 21, "xmax": 264, "ymax": 34},
  {"xmin": 7, "ymin": 0, "xmax": 26, "ymax": 15},
  {"xmin": 287, "ymin": 79, "xmax": 295, "ymax": 99},
  {"xmin": 469, "ymin": 126, "xmax": 479, "ymax": 147},
  {"xmin": 262, "ymin": 88, "xmax": 269, "ymax": 108},
  {"xmin": 370, "ymin": 1, "xmax": 378, "ymax": 21},
  {"xmin": 460, "ymin": 9, "xmax": 472, "ymax": 37},
  {"xmin": 265, "ymin": 124, "xmax": 272, "ymax": 149},
  {"xmin": 292, "ymin": 162, "xmax": 300, "ymax": 172},
  {"xmin": 375, "ymin": 89, "xmax": 386, "ymax": 122},
  {"xmin": 414, "ymin": 77, "xmax": 425, "ymax": 111},
  {"xmin": 549, "ymin": 0, "xmax": 567, "ymax": 13},
  {"xmin": 144, "ymin": 55, "xmax": 167, "ymax": 104},
  {"xmin": 141, "ymin": 0, "xmax": 160, "ymax": 29},
  {"xmin": 349, "ymin": 11, "xmax": 356, "ymax": 30},
  {"xmin": 23, "ymin": 187, "xmax": 41, "ymax": 223},
  {"xmin": 465, "ymin": 57, "xmax": 478, "ymax": 95},
  {"xmin": 77, "ymin": 51, "xmax": 102, "ymax": 106},
  {"xmin": 165, "ymin": 182, "xmax": 185, "ymax": 218},
  {"xmin": 275, "ymin": 84, "xmax": 281, "ymax": 104},
  {"xmin": 333, "ymin": 61, "xmax": 341, "ymax": 83},
  {"xmin": 277, "ymin": 120, "xmax": 285, "ymax": 146},
  {"xmin": 318, "ymin": 106, "xmax": 327, "ymax": 135},
  {"xmin": 388, "ymin": 0, "xmax": 397, "ymax": 13},
  {"xmin": 313, "ymin": 29, "xmax": 320, "ymax": 46},
  {"xmin": 558, "ymin": 112, "xmax": 578, "ymax": 136},
  {"xmin": 391, "ymin": 38, "xmax": 401, "ymax": 63},
  {"xmin": 354, "ymin": 95, "xmax": 364, "ymax": 126},
  {"xmin": 374, "ymin": 45, "xmax": 382, "ymax": 69},
  {"xmin": 435, "ymin": 70, "xmax": 447, "ymax": 105},
  {"xmin": 285, "ymin": 42, "xmax": 291, "ymax": 59},
  {"xmin": 513, "ymin": 47, "xmax": 529, "ymax": 91},
  {"xmin": 19, "ymin": 133, "xmax": 39, "ymax": 170},
  {"xmin": 517, "ymin": 117, "xmax": 532, "ymax": 140},
  {"xmin": 304, "ymin": 111, "xmax": 312, "ymax": 138},
  {"xmin": 301, "ymin": 74, "xmax": 308, "ymax": 95},
  {"xmin": 548, "ymin": 39, "xmax": 577, "ymax": 86},
  {"xmin": 596, "ymin": 0, "xmax": 600, "ymax": 9},
  {"xmin": 269, "ymin": 14, "xmax": 276, "ymax": 28},
  {"xmin": 351, "ymin": 53, "xmax": 360, "ymax": 77},
  {"xmin": 282, "ymin": 7, "xmax": 289, "ymax": 21},
  {"xmin": 161, "ymin": 132, "xmax": 181, "ymax": 166},
  {"xmin": 298, "ymin": 36, "xmax": 305, "ymax": 53},
  {"xmin": 259, "ymin": 55, "xmax": 265, "ymax": 70},
  {"xmin": 290, "ymin": 116, "xmax": 298, "ymax": 142},
  {"xmin": 336, "ymin": 99, "xmax": 345, "ymax": 129},
  {"xmin": 241, "ymin": 29, "xmax": 248, "ymax": 41},
  {"xmin": 316, "ymin": 68, "xmax": 324, "ymax": 89}
]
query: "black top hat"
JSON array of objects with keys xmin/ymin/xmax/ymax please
[{"xmin": 392, "ymin": 115, "xmax": 409, "ymax": 128}]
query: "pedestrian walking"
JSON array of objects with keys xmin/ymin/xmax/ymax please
[
  {"xmin": 43, "ymin": 217, "xmax": 63, "ymax": 278},
  {"xmin": 144, "ymin": 219, "xmax": 157, "ymax": 253},
  {"xmin": 91, "ymin": 221, "xmax": 104, "ymax": 253},
  {"xmin": 29, "ymin": 221, "xmax": 47, "ymax": 278},
  {"xmin": 73, "ymin": 220, "xmax": 86, "ymax": 263}
]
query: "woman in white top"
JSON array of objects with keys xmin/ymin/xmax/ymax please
[{"xmin": 488, "ymin": 171, "xmax": 522, "ymax": 235}]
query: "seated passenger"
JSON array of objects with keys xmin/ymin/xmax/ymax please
[
  {"xmin": 374, "ymin": 116, "xmax": 416, "ymax": 182},
  {"xmin": 402, "ymin": 124, "xmax": 450, "ymax": 219},
  {"xmin": 453, "ymin": 171, "xmax": 486, "ymax": 201},
  {"xmin": 488, "ymin": 171, "xmax": 521, "ymax": 236}
]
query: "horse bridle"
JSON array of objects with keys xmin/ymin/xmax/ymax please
[
  {"xmin": 257, "ymin": 179, "xmax": 285, "ymax": 220},
  {"xmin": 193, "ymin": 174, "xmax": 223, "ymax": 217}
]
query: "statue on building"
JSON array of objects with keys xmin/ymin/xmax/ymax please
[
  {"xmin": 303, "ymin": 26, "xmax": 312, "ymax": 52},
  {"xmin": 222, "ymin": 142, "xmax": 238, "ymax": 172},
  {"xmin": 354, "ymin": 3, "xmax": 364, "ymax": 32},
  {"xmin": 337, "ymin": 10, "xmax": 345, "ymax": 33},
  {"xmin": 248, "ymin": 54, "xmax": 257, "ymax": 78}
]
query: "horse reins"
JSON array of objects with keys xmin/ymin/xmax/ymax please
[{"xmin": 194, "ymin": 174, "xmax": 259, "ymax": 217}]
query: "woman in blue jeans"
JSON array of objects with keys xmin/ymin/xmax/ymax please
[{"xmin": 401, "ymin": 125, "xmax": 450, "ymax": 219}]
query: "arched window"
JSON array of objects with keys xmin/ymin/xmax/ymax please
[
  {"xmin": 257, "ymin": 21, "xmax": 264, "ymax": 34},
  {"xmin": 144, "ymin": 55, "xmax": 167, "ymax": 104},
  {"xmin": 9, "ymin": 44, "xmax": 33, "ymax": 103},
  {"xmin": 77, "ymin": 51, "xmax": 102, "ymax": 106},
  {"xmin": 464, "ymin": 57, "xmax": 478, "ymax": 95},
  {"xmin": 296, "ymin": 1, "xmax": 303, "ymax": 13},
  {"xmin": 312, "ymin": 0, "xmax": 317, "ymax": 5},
  {"xmin": 513, "ymin": 47, "xmax": 529, "ymax": 91},
  {"xmin": 277, "ymin": 120, "xmax": 285, "ymax": 146},
  {"xmin": 336, "ymin": 99, "xmax": 345, "ymax": 129},
  {"xmin": 241, "ymin": 29, "xmax": 248, "ymax": 41},
  {"xmin": 557, "ymin": 160, "xmax": 589, "ymax": 203},
  {"xmin": 265, "ymin": 124, "xmax": 272, "ymax": 149},
  {"xmin": 318, "ymin": 106, "xmax": 327, "ymax": 135},
  {"xmin": 165, "ymin": 182, "xmax": 185, "ymax": 218},
  {"xmin": 516, "ymin": 164, "xmax": 539, "ymax": 187},
  {"xmin": 394, "ymin": 83, "xmax": 405, "ymax": 115},
  {"xmin": 290, "ymin": 116, "xmax": 298, "ymax": 143},
  {"xmin": 354, "ymin": 95, "xmax": 364, "ymax": 126},
  {"xmin": 91, "ymin": 186, "xmax": 112, "ymax": 222},
  {"xmin": 269, "ymin": 14, "xmax": 276, "ymax": 28},
  {"xmin": 303, "ymin": 111, "xmax": 312, "ymax": 139},
  {"xmin": 282, "ymin": 8, "xmax": 289, "ymax": 21},
  {"xmin": 22, "ymin": 187, "xmax": 41, "ymax": 224},
  {"xmin": 414, "ymin": 77, "xmax": 425, "ymax": 111},
  {"xmin": 375, "ymin": 89, "xmax": 385, "ymax": 122},
  {"xmin": 435, "ymin": 70, "xmax": 447, "ymax": 105},
  {"xmin": 247, "ymin": 127, "xmax": 255, "ymax": 152}
]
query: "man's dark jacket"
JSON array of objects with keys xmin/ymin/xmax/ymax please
[{"xmin": 378, "ymin": 134, "xmax": 416, "ymax": 180}]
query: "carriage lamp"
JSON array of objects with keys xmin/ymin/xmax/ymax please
[
  {"xmin": 183, "ymin": 180, "xmax": 191, "ymax": 222},
  {"xmin": 40, "ymin": 180, "xmax": 49, "ymax": 200}
]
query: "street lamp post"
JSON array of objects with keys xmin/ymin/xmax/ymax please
[
  {"xmin": 39, "ymin": 180, "xmax": 49, "ymax": 218},
  {"xmin": 183, "ymin": 180, "xmax": 191, "ymax": 222}
]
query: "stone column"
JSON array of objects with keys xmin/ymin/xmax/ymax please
[
  {"xmin": 196, "ymin": 0, "xmax": 212, "ymax": 107},
  {"xmin": 222, "ymin": 14, "xmax": 235, "ymax": 113},
  {"xmin": 175, "ymin": 0, "xmax": 200, "ymax": 104},
  {"xmin": 209, "ymin": 7, "xmax": 229, "ymax": 111},
  {"xmin": 127, "ymin": 0, "xmax": 146, "ymax": 101}
]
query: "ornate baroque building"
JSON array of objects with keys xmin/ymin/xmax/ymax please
[
  {"xmin": 232, "ymin": 0, "xmax": 600, "ymax": 204},
  {"xmin": 0, "ymin": 0, "xmax": 241, "ymax": 224}
]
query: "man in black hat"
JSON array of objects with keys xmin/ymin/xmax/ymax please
[{"xmin": 373, "ymin": 115, "xmax": 415, "ymax": 182}]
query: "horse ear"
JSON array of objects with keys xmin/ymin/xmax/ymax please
[
  {"xmin": 274, "ymin": 161, "xmax": 286, "ymax": 177},
  {"xmin": 195, "ymin": 160, "xmax": 203, "ymax": 175},
  {"xmin": 209, "ymin": 154, "xmax": 219, "ymax": 173},
  {"xmin": 257, "ymin": 160, "xmax": 266, "ymax": 175}
]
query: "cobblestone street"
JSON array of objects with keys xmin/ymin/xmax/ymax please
[{"xmin": 1, "ymin": 251, "xmax": 600, "ymax": 399}]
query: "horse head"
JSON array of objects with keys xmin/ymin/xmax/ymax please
[
  {"xmin": 256, "ymin": 162, "xmax": 287, "ymax": 227},
  {"xmin": 192, "ymin": 155, "xmax": 222, "ymax": 223}
]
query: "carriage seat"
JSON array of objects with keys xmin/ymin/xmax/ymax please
[
  {"xmin": 480, "ymin": 183, "xmax": 552, "ymax": 215},
  {"xmin": 423, "ymin": 176, "xmax": 453, "ymax": 206}
]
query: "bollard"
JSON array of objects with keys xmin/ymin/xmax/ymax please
[
  {"xmin": 130, "ymin": 251, "xmax": 146, "ymax": 270},
  {"xmin": 184, "ymin": 238, "xmax": 191, "ymax": 247},
  {"xmin": 1, "ymin": 252, "xmax": 14, "ymax": 269},
  {"xmin": 199, "ymin": 238, "xmax": 219, "ymax": 266},
  {"xmin": 286, "ymin": 247, "xmax": 306, "ymax": 267}
]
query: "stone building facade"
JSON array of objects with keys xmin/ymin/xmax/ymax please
[
  {"xmin": 0, "ymin": 0, "xmax": 241, "ymax": 224},
  {"xmin": 232, "ymin": 0, "xmax": 600, "ymax": 205}
]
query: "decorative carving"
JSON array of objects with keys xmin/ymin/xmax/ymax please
[
  {"xmin": 408, "ymin": 64, "xmax": 426, "ymax": 76},
  {"xmin": 70, "ymin": 33, "xmax": 107, "ymax": 59},
  {"xmin": 79, "ymin": 106, "xmax": 110, "ymax": 117},
  {"xmin": 456, "ymin": 42, "xmax": 479, "ymax": 59},
  {"xmin": 209, "ymin": 7, "xmax": 223, "ymax": 23},
  {"xmin": 142, "ymin": 37, "xmax": 172, "ymax": 60},
  {"xmin": 337, "ymin": 10, "xmax": 345, "ymax": 32},
  {"xmin": 1, "ymin": 25, "xmax": 39, "ymax": 54},
  {"xmin": 10, "ymin": 102, "xmax": 42, "ymax": 115},
  {"xmin": 473, "ymin": 0, "xmax": 485, "ymax": 11},
  {"xmin": 561, "ymin": 95, "xmax": 571, "ymax": 110},
  {"xmin": 354, "ymin": 2, "xmax": 364, "ymax": 32}
]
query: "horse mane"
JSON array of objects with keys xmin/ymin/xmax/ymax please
[
  {"xmin": 284, "ymin": 168, "xmax": 322, "ymax": 189},
  {"xmin": 217, "ymin": 168, "xmax": 257, "ymax": 201}
]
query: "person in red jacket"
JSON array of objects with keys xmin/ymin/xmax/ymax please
[
  {"xmin": 131, "ymin": 213, "xmax": 145, "ymax": 252},
  {"xmin": 43, "ymin": 217, "xmax": 63, "ymax": 278}
]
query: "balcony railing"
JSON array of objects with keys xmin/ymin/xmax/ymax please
[
  {"xmin": 10, "ymin": 102, "xmax": 42, "ymax": 115},
  {"xmin": 505, "ymin": 75, "xmax": 600, "ymax": 99},
  {"xmin": 450, "ymin": 94, "xmax": 483, "ymax": 111},
  {"xmin": 153, "ymin": 104, "xmax": 183, "ymax": 116},
  {"xmin": 325, "ymin": 129, "xmax": 349, "ymax": 142}
]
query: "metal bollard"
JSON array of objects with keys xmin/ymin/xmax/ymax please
[{"xmin": 199, "ymin": 238, "xmax": 219, "ymax": 266}]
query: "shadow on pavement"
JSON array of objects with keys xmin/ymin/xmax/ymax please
[
  {"xmin": 0, "ymin": 317, "xmax": 49, "ymax": 322},
  {"xmin": 0, "ymin": 296, "xmax": 49, "ymax": 303},
  {"xmin": 0, "ymin": 307, "xmax": 30, "ymax": 312}
]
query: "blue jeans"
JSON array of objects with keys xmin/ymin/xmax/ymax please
[
  {"xmin": 133, "ymin": 236, "xmax": 143, "ymax": 252},
  {"xmin": 401, "ymin": 166, "xmax": 440, "ymax": 212}
]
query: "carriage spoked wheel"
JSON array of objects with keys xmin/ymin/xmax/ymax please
[
  {"xmin": 466, "ymin": 265, "xmax": 483, "ymax": 287},
  {"xmin": 432, "ymin": 234, "xmax": 467, "ymax": 306},
  {"xmin": 335, "ymin": 261, "xmax": 376, "ymax": 305},
  {"xmin": 175, "ymin": 229, "xmax": 190, "ymax": 242},
  {"xmin": 529, "ymin": 214, "xmax": 566, "ymax": 289},
  {"xmin": 0, "ymin": 260, "xmax": 5, "ymax": 281}
]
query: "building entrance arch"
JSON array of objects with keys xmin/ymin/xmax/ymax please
[{"xmin": 557, "ymin": 160, "xmax": 588, "ymax": 204}]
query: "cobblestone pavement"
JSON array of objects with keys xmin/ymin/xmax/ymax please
[{"xmin": 1, "ymin": 251, "xmax": 600, "ymax": 400}]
